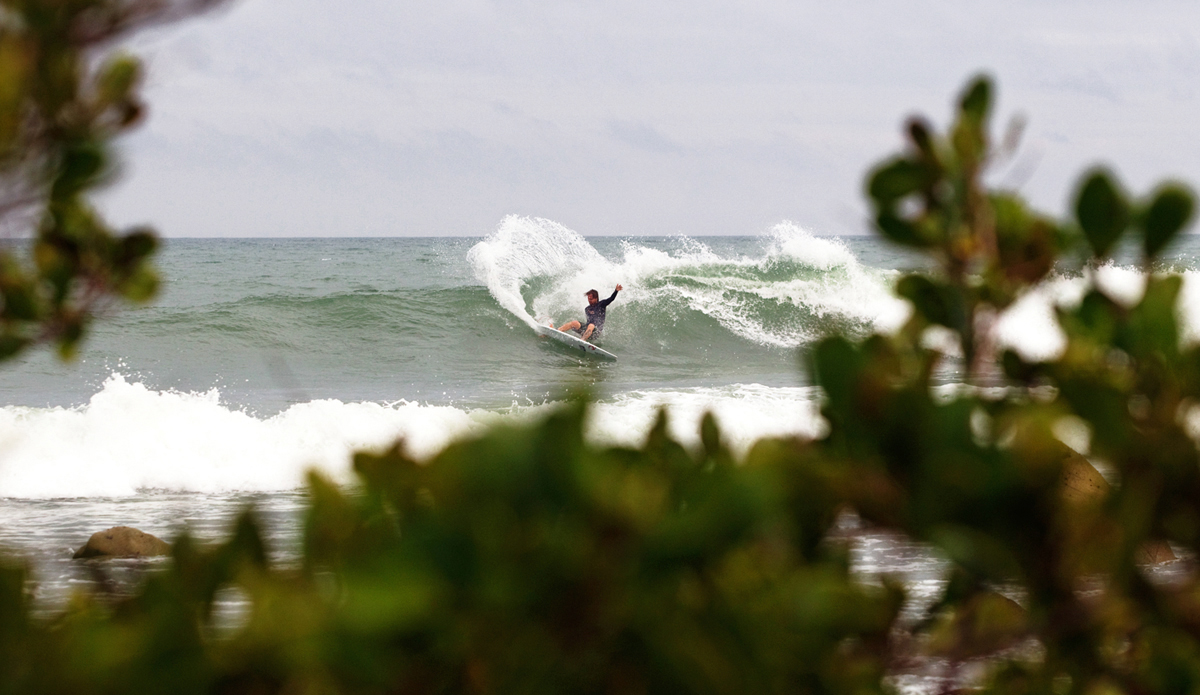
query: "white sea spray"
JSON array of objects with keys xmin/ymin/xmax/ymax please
[{"xmin": 0, "ymin": 374, "xmax": 827, "ymax": 499}]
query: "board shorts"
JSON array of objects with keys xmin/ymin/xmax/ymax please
[{"xmin": 573, "ymin": 323, "xmax": 602, "ymax": 341}]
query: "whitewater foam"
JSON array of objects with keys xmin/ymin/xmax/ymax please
[
  {"xmin": 0, "ymin": 374, "xmax": 826, "ymax": 499},
  {"xmin": 0, "ymin": 375, "xmax": 497, "ymax": 498},
  {"xmin": 995, "ymin": 264, "xmax": 1200, "ymax": 362},
  {"xmin": 589, "ymin": 384, "xmax": 826, "ymax": 453}
]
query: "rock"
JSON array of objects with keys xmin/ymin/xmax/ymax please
[{"xmin": 73, "ymin": 526, "xmax": 171, "ymax": 560}]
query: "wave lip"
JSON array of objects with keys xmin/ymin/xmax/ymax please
[{"xmin": 467, "ymin": 216, "xmax": 610, "ymax": 328}]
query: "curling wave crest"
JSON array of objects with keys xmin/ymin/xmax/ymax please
[{"xmin": 469, "ymin": 216, "xmax": 907, "ymax": 347}]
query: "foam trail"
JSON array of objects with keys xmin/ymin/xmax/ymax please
[{"xmin": 0, "ymin": 375, "xmax": 825, "ymax": 499}]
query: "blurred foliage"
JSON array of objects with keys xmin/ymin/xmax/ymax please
[
  {"xmin": 2, "ymin": 50, "xmax": 1200, "ymax": 695},
  {"xmin": 1, "ymin": 406, "xmax": 905, "ymax": 694},
  {"xmin": 843, "ymin": 75, "xmax": 1200, "ymax": 694},
  {"xmin": 0, "ymin": 0, "xmax": 227, "ymax": 359}
]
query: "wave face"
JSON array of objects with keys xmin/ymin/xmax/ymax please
[
  {"xmin": 0, "ymin": 230, "xmax": 910, "ymax": 417},
  {"xmin": 469, "ymin": 215, "xmax": 907, "ymax": 348}
]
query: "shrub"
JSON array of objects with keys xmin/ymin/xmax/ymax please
[{"xmin": 2, "ymin": 8, "xmax": 1200, "ymax": 691}]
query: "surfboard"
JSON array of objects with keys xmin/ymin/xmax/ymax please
[{"xmin": 534, "ymin": 324, "xmax": 617, "ymax": 360}]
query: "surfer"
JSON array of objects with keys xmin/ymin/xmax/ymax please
[{"xmin": 553, "ymin": 284, "xmax": 622, "ymax": 342}]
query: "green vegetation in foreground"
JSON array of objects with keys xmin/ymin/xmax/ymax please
[
  {"xmin": 0, "ymin": 0, "xmax": 227, "ymax": 360},
  {"xmin": 5, "ymin": 2, "xmax": 1200, "ymax": 694}
]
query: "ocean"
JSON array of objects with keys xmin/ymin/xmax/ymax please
[{"xmin": 2, "ymin": 215, "xmax": 1198, "ymax": 629}]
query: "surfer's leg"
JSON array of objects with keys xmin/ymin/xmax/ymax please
[
  {"xmin": 559, "ymin": 320, "xmax": 581, "ymax": 332},
  {"xmin": 581, "ymin": 324, "xmax": 595, "ymax": 341}
]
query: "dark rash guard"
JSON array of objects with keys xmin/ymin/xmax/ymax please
[{"xmin": 582, "ymin": 288, "xmax": 619, "ymax": 335}]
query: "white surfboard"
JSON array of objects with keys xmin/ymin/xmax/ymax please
[{"xmin": 534, "ymin": 324, "xmax": 617, "ymax": 360}]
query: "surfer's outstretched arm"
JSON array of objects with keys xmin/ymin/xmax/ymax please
[{"xmin": 600, "ymin": 284, "xmax": 623, "ymax": 308}]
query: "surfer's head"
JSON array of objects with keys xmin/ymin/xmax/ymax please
[{"xmin": 585, "ymin": 289, "xmax": 599, "ymax": 304}]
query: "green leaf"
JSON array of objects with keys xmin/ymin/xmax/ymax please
[
  {"xmin": 1141, "ymin": 184, "xmax": 1195, "ymax": 259},
  {"xmin": 1126, "ymin": 274, "xmax": 1183, "ymax": 358},
  {"xmin": 700, "ymin": 411, "xmax": 721, "ymax": 460},
  {"xmin": 1065, "ymin": 290, "xmax": 1120, "ymax": 343},
  {"xmin": 867, "ymin": 157, "xmax": 928, "ymax": 205},
  {"xmin": 952, "ymin": 78, "xmax": 992, "ymax": 166},
  {"xmin": 1, "ymin": 284, "xmax": 38, "ymax": 321},
  {"xmin": 1075, "ymin": 169, "xmax": 1129, "ymax": 258},
  {"xmin": 55, "ymin": 319, "xmax": 84, "ymax": 361},
  {"xmin": 906, "ymin": 117, "xmax": 936, "ymax": 159},
  {"xmin": 0, "ymin": 333, "xmax": 27, "ymax": 360},
  {"xmin": 876, "ymin": 212, "xmax": 929, "ymax": 248},
  {"xmin": 1001, "ymin": 350, "xmax": 1043, "ymax": 384},
  {"xmin": 812, "ymin": 336, "xmax": 859, "ymax": 415},
  {"xmin": 958, "ymin": 75, "xmax": 992, "ymax": 123},
  {"xmin": 929, "ymin": 525, "xmax": 1022, "ymax": 581},
  {"xmin": 117, "ymin": 268, "xmax": 159, "ymax": 302},
  {"xmin": 897, "ymin": 275, "xmax": 965, "ymax": 332},
  {"xmin": 51, "ymin": 141, "xmax": 109, "ymax": 200},
  {"xmin": 96, "ymin": 54, "xmax": 141, "ymax": 105},
  {"xmin": 115, "ymin": 227, "xmax": 158, "ymax": 266},
  {"xmin": 227, "ymin": 511, "xmax": 269, "ymax": 570}
]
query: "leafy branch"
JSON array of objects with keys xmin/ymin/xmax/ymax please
[{"xmin": 0, "ymin": 0, "xmax": 229, "ymax": 359}]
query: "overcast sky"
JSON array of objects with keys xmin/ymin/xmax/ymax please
[{"xmin": 99, "ymin": 0, "xmax": 1200, "ymax": 237}]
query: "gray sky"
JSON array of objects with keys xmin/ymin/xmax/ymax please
[{"xmin": 100, "ymin": 0, "xmax": 1200, "ymax": 237}]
